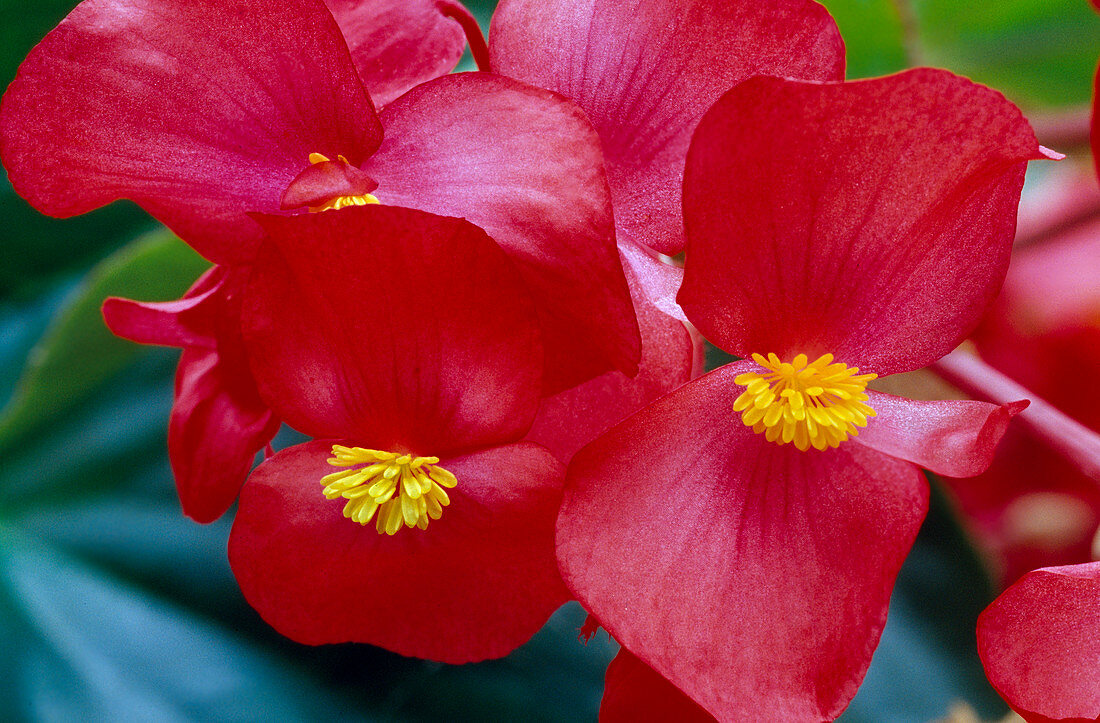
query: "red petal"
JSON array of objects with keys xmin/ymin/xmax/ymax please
[
  {"xmin": 228, "ymin": 440, "xmax": 569, "ymax": 662},
  {"xmin": 0, "ymin": 0, "xmax": 380, "ymax": 264},
  {"xmin": 525, "ymin": 239, "xmax": 701, "ymax": 462},
  {"xmin": 242, "ymin": 207, "xmax": 542, "ymax": 455},
  {"xmin": 363, "ymin": 72, "xmax": 640, "ymax": 394},
  {"xmin": 169, "ymin": 349, "xmax": 280, "ymax": 523},
  {"xmin": 978, "ymin": 562, "xmax": 1100, "ymax": 722},
  {"xmin": 102, "ymin": 267, "xmax": 224, "ymax": 349},
  {"xmin": 558, "ymin": 361, "xmax": 928, "ymax": 719},
  {"xmin": 601, "ymin": 648, "xmax": 716, "ymax": 723},
  {"xmin": 854, "ymin": 392, "xmax": 1027, "ymax": 478},
  {"xmin": 490, "ymin": 0, "xmax": 843, "ymax": 255},
  {"xmin": 680, "ymin": 69, "xmax": 1047, "ymax": 375},
  {"xmin": 324, "ymin": 0, "xmax": 467, "ymax": 107},
  {"xmin": 280, "ymin": 158, "xmax": 378, "ymax": 211}
]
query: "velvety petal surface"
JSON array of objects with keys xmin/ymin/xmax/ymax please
[
  {"xmin": 363, "ymin": 72, "xmax": 639, "ymax": 394},
  {"xmin": 490, "ymin": 0, "xmax": 844, "ymax": 255},
  {"xmin": 0, "ymin": 0, "xmax": 381, "ymax": 264},
  {"xmin": 525, "ymin": 239, "xmax": 700, "ymax": 463},
  {"xmin": 323, "ymin": 0, "xmax": 467, "ymax": 107},
  {"xmin": 169, "ymin": 348, "xmax": 280, "ymax": 523},
  {"xmin": 854, "ymin": 392, "xmax": 1028, "ymax": 479},
  {"xmin": 558, "ymin": 361, "xmax": 928, "ymax": 720},
  {"xmin": 978, "ymin": 562, "xmax": 1100, "ymax": 722},
  {"xmin": 229, "ymin": 440, "xmax": 569, "ymax": 662},
  {"xmin": 680, "ymin": 69, "xmax": 1048, "ymax": 375},
  {"xmin": 242, "ymin": 206, "xmax": 542, "ymax": 456},
  {"xmin": 601, "ymin": 648, "xmax": 716, "ymax": 723}
]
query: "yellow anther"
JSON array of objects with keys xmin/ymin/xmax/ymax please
[
  {"xmin": 733, "ymin": 353, "xmax": 877, "ymax": 452},
  {"xmin": 306, "ymin": 153, "xmax": 380, "ymax": 212},
  {"xmin": 320, "ymin": 445, "xmax": 455, "ymax": 535}
]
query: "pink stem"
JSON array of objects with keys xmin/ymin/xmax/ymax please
[
  {"xmin": 437, "ymin": 0, "xmax": 491, "ymax": 73},
  {"xmin": 932, "ymin": 348, "xmax": 1100, "ymax": 482}
]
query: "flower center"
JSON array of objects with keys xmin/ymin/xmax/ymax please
[
  {"xmin": 733, "ymin": 353, "xmax": 877, "ymax": 451},
  {"xmin": 305, "ymin": 153, "xmax": 380, "ymax": 212},
  {"xmin": 319, "ymin": 445, "xmax": 457, "ymax": 535}
]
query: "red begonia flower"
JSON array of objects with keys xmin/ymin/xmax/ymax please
[
  {"xmin": 229, "ymin": 205, "xmax": 568, "ymax": 661},
  {"xmin": 103, "ymin": 267, "xmax": 279, "ymax": 523},
  {"xmin": 526, "ymin": 238, "xmax": 703, "ymax": 463},
  {"xmin": 559, "ymin": 69, "xmax": 1047, "ymax": 720},
  {"xmin": 977, "ymin": 562, "xmax": 1100, "ymax": 722},
  {"xmin": 601, "ymin": 648, "xmax": 715, "ymax": 723},
  {"xmin": 489, "ymin": 0, "xmax": 844, "ymax": 255},
  {"xmin": 1, "ymin": 0, "xmax": 640, "ymax": 392}
]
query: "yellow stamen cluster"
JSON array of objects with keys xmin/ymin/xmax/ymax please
[
  {"xmin": 733, "ymin": 353, "xmax": 877, "ymax": 451},
  {"xmin": 307, "ymin": 153, "xmax": 380, "ymax": 212},
  {"xmin": 320, "ymin": 445, "xmax": 457, "ymax": 535}
]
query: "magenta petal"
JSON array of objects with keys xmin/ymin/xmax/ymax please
[
  {"xmin": 101, "ymin": 266, "xmax": 225, "ymax": 349},
  {"xmin": 853, "ymin": 392, "xmax": 1028, "ymax": 479},
  {"xmin": 680, "ymin": 69, "xmax": 1047, "ymax": 374},
  {"xmin": 229, "ymin": 440, "xmax": 569, "ymax": 663},
  {"xmin": 558, "ymin": 361, "xmax": 928, "ymax": 719},
  {"xmin": 601, "ymin": 648, "xmax": 716, "ymax": 723},
  {"xmin": 525, "ymin": 239, "xmax": 700, "ymax": 463},
  {"xmin": 363, "ymin": 72, "xmax": 640, "ymax": 394},
  {"xmin": 978, "ymin": 562, "xmax": 1100, "ymax": 722},
  {"xmin": 0, "ymin": 0, "xmax": 380, "ymax": 264},
  {"xmin": 490, "ymin": 0, "xmax": 844, "ymax": 255},
  {"xmin": 169, "ymin": 349, "xmax": 280, "ymax": 523},
  {"xmin": 280, "ymin": 159, "xmax": 378, "ymax": 211},
  {"xmin": 323, "ymin": 0, "xmax": 467, "ymax": 107},
  {"xmin": 243, "ymin": 207, "xmax": 543, "ymax": 455}
]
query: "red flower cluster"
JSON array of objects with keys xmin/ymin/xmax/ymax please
[{"xmin": 0, "ymin": 0, "xmax": 1065, "ymax": 718}]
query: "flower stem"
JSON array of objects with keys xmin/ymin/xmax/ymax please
[
  {"xmin": 437, "ymin": 0, "xmax": 491, "ymax": 73},
  {"xmin": 932, "ymin": 348, "xmax": 1100, "ymax": 482}
]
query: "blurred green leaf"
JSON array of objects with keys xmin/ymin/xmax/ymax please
[
  {"xmin": 818, "ymin": 0, "xmax": 909, "ymax": 79},
  {"xmin": 0, "ymin": 230, "xmax": 207, "ymax": 455},
  {"xmin": 915, "ymin": 0, "xmax": 1100, "ymax": 108}
]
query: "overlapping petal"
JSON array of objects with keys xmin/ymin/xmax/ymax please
[
  {"xmin": 977, "ymin": 562, "xmax": 1100, "ymax": 722},
  {"xmin": 361, "ymin": 72, "xmax": 640, "ymax": 393},
  {"xmin": 0, "ymin": 0, "xmax": 380, "ymax": 264},
  {"xmin": 601, "ymin": 648, "xmax": 715, "ymax": 723},
  {"xmin": 558, "ymin": 362, "xmax": 928, "ymax": 719},
  {"xmin": 229, "ymin": 440, "xmax": 569, "ymax": 662},
  {"xmin": 169, "ymin": 348, "xmax": 280, "ymax": 523},
  {"xmin": 525, "ymin": 239, "xmax": 700, "ymax": 462},
  {"xmin": 242, "ymin": 206, "xmax": 543, "ymax": 456},
  {"xmin": 680, "ymin": 69, "xmax": 1049, "ymax": 375},
  {"xmin": 323, "ymin": 0, "xmax": 467, "ymax": 107},
  {"xmin": 854, "ymin": 393, "xmax": 1027, "ymax": 478},
  {"xmin": 489, "ymin": 0, "xmax": 844, "ymax": 255}
]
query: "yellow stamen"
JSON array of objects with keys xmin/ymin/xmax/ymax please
[
  {"xmin": 733, "ymin": 353, "xmax": 877, "ymax": 452},
  {"xmin": 306, "ymin": 153, "xmax": 380, "ymax": 212},
  {"xmin": 320, "ymin": 445, "xmax": 457, "ymax": 535}
]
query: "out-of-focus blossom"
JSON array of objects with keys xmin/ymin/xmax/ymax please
[
  {"xmin": 228, "ymin": 206, "xmax": 569, "ymax": 662},
  {"xmin": 0, "ymin": 0, "xmax": 641, "ymax": 393},
  {"xmin": 977, "ymin": 562, "xmax": 1100, "ymax": 722},
  {"xmin": 558, "ymin": 69, "xmax": 1050, "ymax": 720},
  {"xmin": 489, "ymin": 0, "xmax": 844, "ymax": 256}
]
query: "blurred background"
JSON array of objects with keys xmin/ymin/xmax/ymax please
[{"xmin": 1, "ymin": 0, "xmax": 1098, "ymax": 720}]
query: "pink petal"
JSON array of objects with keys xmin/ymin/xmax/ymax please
[
  {"xmin": 323, "ymin": 0, "xmax": 468, "ymax": 107},
  {"xmin": 169, "ymin": 349, "xmax": 280, "ymax": 523},
  {"xmin": 978, "ymin": 562, "xmax": 1100, "ymax": 722},
  {"xmin": 525, "ymin": 239, "xmax": 701, "ymax": 462},
  {"xmin": 0, "ymin": 0, "xmax": 381, "ymax": 264},
  {"xmin": 242, "ymin": 207, "xmax": 543, "ymax": 455},
  {"xmin": 489, "ymin": 0, "xmax": 844, "ymax": 255},
  {"xmin": 557, "ymin": 361, "xmax": 928, "ymax": 719},
  {"xmin": 363, "ymin": 72, "xmax": 640, "ymax": 394},
  {"xmin": 680, "ymin": 69, "xmax": 1048, "ymax": 375},
  {"xmin": 228, "ymin": 440, "xmax": 569, "ymax": 662},
  {"xmin": 280, "ymin": 158, "xmax": 379, "ymax": 211},
  {"xmin": 601, "ymin": 648, "xmax": 716, "ymax": 723},
  {"xmin": 854, "ymin": 392, "xmax": 1028, "ymax": 478}
]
